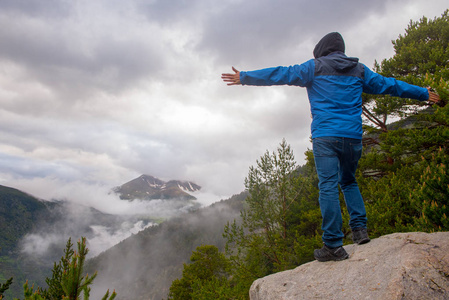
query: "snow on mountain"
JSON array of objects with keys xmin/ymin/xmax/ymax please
[{"xmin": 113, "ymin": 175, "xmax": 201, "ymax": 201}]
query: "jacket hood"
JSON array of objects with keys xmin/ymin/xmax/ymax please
[
  {"xmin": 313, "ymin": 32, "xmax": 345, "ymax": 58},
  {"xmin": 322, "ymin": 52, "xmax": 360, "ymax": 72}
]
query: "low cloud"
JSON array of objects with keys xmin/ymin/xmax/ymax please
[
  {"xmin": 21, "ymin": 219, "xmax": 154, "ymax": 258},
  {"xmin": 15, "ymin": 175, "xmax": 226, "ymax": 260}
]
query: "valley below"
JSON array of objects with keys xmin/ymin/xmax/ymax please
[{"xmin": 0, "ymin": 175, "xmax": 242, "ymax": 299}]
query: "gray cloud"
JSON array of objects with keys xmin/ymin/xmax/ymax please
[
  {"xmin": 0, "ymin": 1, "xmax": 168, "ymax": 109},
  {"xmin": 0, "ymin": 0, "xmax": 71, "ymax": 18},
  {"xmin": 198, "ymin": 0, "xmax": 390, "ymax": 66}
]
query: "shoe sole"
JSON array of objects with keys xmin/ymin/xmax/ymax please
[
  {"xmin": 354, "ymin": 238, "xmax": 371, "ymax": 245},
  {"xmin": 314, "ymin": 249, "xmax": 349, "ymax": 262},
  {"xmin": 315, "ymin": 254, "xmax": 349, "ymax": 262}
]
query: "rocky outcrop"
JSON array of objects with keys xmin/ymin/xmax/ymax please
[{"xmin": 250, "ymin": 232, "xmax": 449, "ymax": 300}]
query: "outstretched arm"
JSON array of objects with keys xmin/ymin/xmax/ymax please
[
  {"xmin": 221, "ymin": 67, "xmax": 241, "ymax": 86},
  {"xmin": 363, "ymin": 67, "xmax": 440, "ymax": 102},
  {"xmin": 427, "ymin": 88, "xmax": 440, "ymax": 104}
]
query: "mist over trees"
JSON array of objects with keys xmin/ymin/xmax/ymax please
[
  {"xmin": 168, "ymin": 10, "xmax": 449, "ymax": 299},
  {"xmin": 1, "ymin": 237, "xmax": 116, "ymax": 300},
  {"xmin": 85, "ymin": 193, "xmax": 246, "ymax": 300}
]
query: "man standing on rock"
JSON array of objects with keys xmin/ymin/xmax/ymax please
[{"xmin": 221, "ymin": 32, "xmax": 440, "ymax": 262}]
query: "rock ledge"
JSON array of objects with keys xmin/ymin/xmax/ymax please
[{"xmin": 250, "ymin": 232, "xmax": 449, "ymax": 300}]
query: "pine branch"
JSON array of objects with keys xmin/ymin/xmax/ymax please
[{"xmin": 362, "ymin": 105, "xmax": 388, "ymax": 132}]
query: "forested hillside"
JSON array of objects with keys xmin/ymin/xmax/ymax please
[
  {"xmin": 0, "ymin": 183, "xmax": 154, "ymax": 299},
  {"xmin": 0, "ymin": 185, "xmax": 48, "ymax": 256},
  {"xmin": 85, "ymin": 192, "xmax": 247, "ymax": 299},
  {"xmin": 0, "ymin": 185, "xmax": 52, "ymax": 298}
]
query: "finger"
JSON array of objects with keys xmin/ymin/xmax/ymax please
[
  {"xmin": 221, "ymin": 76, "xmax": 236, "ymax": 82},
  {"xmin": 428, "ymin": 91, "xmax": 439, "ymax": 102},
  {"xmin": 431, "ymin": 95, "xmax": 440, "ymax": 103},
  {"xmin": 222, "ymin": 74, "xmax": 238, "ymax": 79},
  {"xmin": 222, "ymin": 76, "xmax": 239, "ymax": 84},
  {"xmin": 232, "ymin": 66, "xmax": 239, "ymax": 73}
]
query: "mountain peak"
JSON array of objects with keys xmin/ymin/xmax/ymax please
[
  {"xmin": 114, "ymin": 175, "xmax": 201, "ymax": 201},
  {"xmin": 138, "ymin": 174, "xmax": 166, "ymax": 188}
]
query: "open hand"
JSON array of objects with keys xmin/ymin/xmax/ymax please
[
  {"xmin": 221, "ymin": 67, "xmax": 241, "ymax": 86},
  {"xmin": 427, "ymin": 88, "xmax": 441, "ymax": 103}
]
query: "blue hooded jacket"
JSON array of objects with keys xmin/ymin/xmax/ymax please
[{"xmin": 239, "ymin": 32, "xmax": 429, "ymax": 139}]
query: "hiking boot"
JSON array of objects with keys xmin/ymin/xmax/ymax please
[
  {"xmin": 352, "ymin": 227, "xmax": 370, "ymax": 245},
  {"xmin": 314, "ymin": 244, "xmax": 349, "ymax": 262}
]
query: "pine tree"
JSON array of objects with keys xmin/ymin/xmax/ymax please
[
  {"xmin": 221, "ymin": 140, "xmax": 322, "ymax": 299},
  {"xmin": 412, "ymin": 146, "xmax": 449, "ymax": 231},
  {"xmin": 22, "ymin": 281, "xmax": 45, "ymax": 300},
  {"xmin": 168, "ymin": 245, "xmax": 233, "ymax": 300},
  {"xmin": 39, "ymin": 238, "xmax": 74, "ymax": 299},
  {"xmin": 356, "ymin": 12, "xmax": 449, "ymax": 237},
  {"xmin": 224, "ymin": 139, "xmax": 300, "ymax": 272},
  {"xmin": 359, "ymin": 9, "xmax": 448, "ymax": 178},
  {"xmin": 22, "ymin": 237, "xmax": 116, "ymax": 300},
  {"xmin": 380, "ymin": 10, "xmax": 449, "ymax": 82},
  {"xmin": 0, "ymin": 277, "xmax": 13, "ymax": 299},
  {"xmin": 362, "ymin": 9, "xmax": 449, "ymax": 133}
]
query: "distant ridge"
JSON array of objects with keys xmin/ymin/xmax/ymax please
[
  {"xmin": 86, "ymin": 191, "xmax": 248, "ymax": 300},
  {"xmin": 0, "ymin": 185, "xmax": 48, "ymax": 256},
  {"xmin": 113, "ymin": 174, "xmax": 201, "ymax": 201}
]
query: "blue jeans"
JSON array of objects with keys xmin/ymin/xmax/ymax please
[{"xmin": 312, "ymin": 136, "xmax": 367, "ymax": 248}]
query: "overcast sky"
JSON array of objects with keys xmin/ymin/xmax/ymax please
[{"xmin": 0, "ymin": 0, "xmax": 448, "ymax": 206}]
